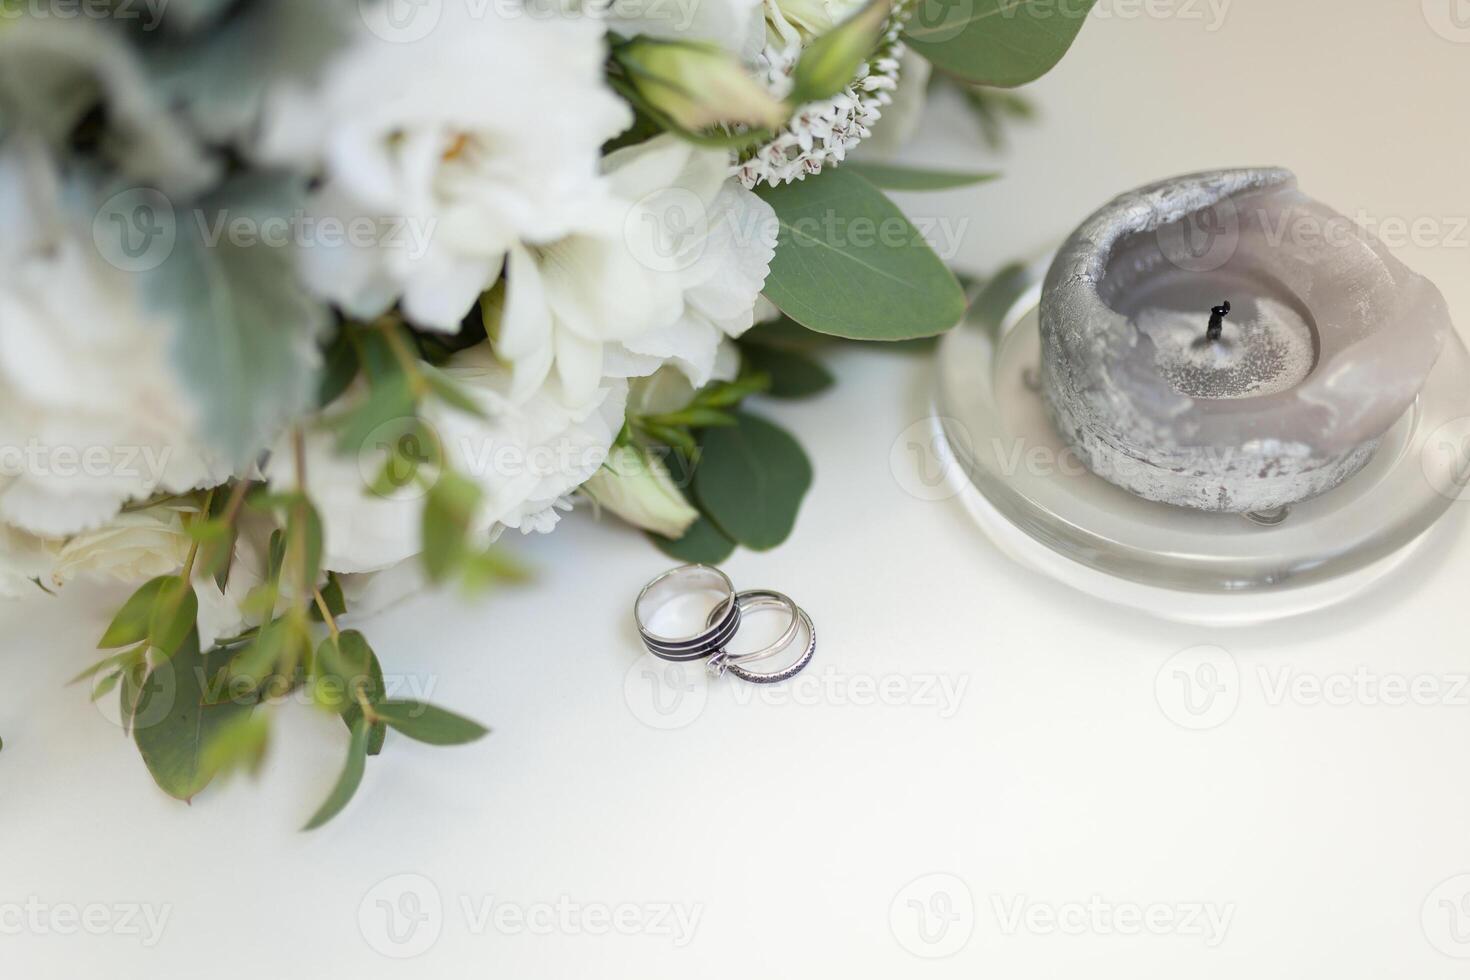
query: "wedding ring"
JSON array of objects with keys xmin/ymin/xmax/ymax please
[
  {"xmin": 722, "ymin": 607, "xmax": 816, "ymax": 685},
  {"xmin": 634, "ymin": 564, "xmax": 741, "ymax": 662},
  {"xmin": 704, "ymin": 590, "xmax": 801, "ymax": 670}
]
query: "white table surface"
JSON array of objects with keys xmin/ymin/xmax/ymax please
[{"xmin": 6, "ymin": 4, "xmax": 1470, "ymax": 977}]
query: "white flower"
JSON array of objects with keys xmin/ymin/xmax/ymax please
[
  {"xmin": 493, "ymin": 136, "xmax": 776, "ymax": 406},
  {"xmin": 0, "ymin": 138, "xmax": 230, "ymax": 537},
  {"xmin": 601, "ymin": 0, "xmax": 768, "ymax": 59},
  {"xmin": 765, "ymin": 0, "xmax": 872, "ymax": 44},
  {"xmin": 282, "ymin": 345, "xmax": 629, "ymax": 575},
  {"xmin": 258, "ymin": 7, "xmax": 631, "ymax": 332},
  {"xmin": 51, "ymin": 503, "xmax": 195, "ymax": 585},
  {"xmin": 583, "ymin": 443, "xmax": 700, "ymax": 538}
]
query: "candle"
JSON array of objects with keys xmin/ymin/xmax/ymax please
[{"xmin": 1039, "ymin": 169, "xmax": 1453, "ymax": 514}]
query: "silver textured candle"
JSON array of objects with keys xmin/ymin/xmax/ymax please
[{"xmin": 1040, "ymin": 169, "xmax": 1452, "ymax": 513}]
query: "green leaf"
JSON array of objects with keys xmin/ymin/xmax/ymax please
[
  {"xmin": 120, "ymin": 659, "xmax": 147, "ymax": 739},
  {"xmin": 333, "ymin": 631, "xmax": 387, "ymax": 757},
  {"xmin": 133, "ymin": 632, "xmax": 255, "ymax": 802},
  {"xmin": 309, "ymin": 574, "xmax": 348, "ymax": 624},
  {"xmin": 693, "ymin": 413, "xmax": 813, "ymax": 550},
  {"xmin": 142, "ymin": 173, "xmax": 330, "ymax": 465},
  {"xmin": 844, "ymin": 163, "xmax": 998, "ymax": 192},
  {"xmin": 190, "ymin": 517, "xmax": 238, "ymax": 588},
  {"xmin": 317, "ymin": 325, "xmax": 361, "ymax": 409},
  {"xmin": 738, "ymin": 346, "xmax": 835, "ymax": 399},
  {"xmin": 333, "ymin": 372, "xmax": 417, "ymax": 457},
  {"xmin": 756, "ymin": 168, "xmax": 965, "ymax": 341},
  {"xmin": 98, "ymin": 577, "xmax": 172, "ymax": 649},
  {"xmin": 740, "ymin": 316, "xmax": 836, "ymax": 352},
  {"xmin": 148, "ymin": 577, "xmax": 199, "ymax": 659},
  {"xmin": 303, "ymin": 714, "xmax": 370, "ymax": 831},
  {"xmin": 790, "ymin": 0, "xmax": 892, "ymax": 104},
  {"xmin": 904, "ymin": 0, "xmax": 1096, "ymax": 87},
  {"xmin": 199, "ymin": 712, "xmax": 270, "ymax": 782},
  {"xmin": 650, "ymin": 515, "xmax": 737, "ymax": 565},
  {"xmin": 421, "ymin": 471, "xmax": 483, "ymax": 583},
  {"xmin": 372, "ymin": 700, "xmax": 489, "ymax": 747}
]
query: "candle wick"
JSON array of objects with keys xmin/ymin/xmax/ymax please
[{"xmin": 1207, "ymin": 300, "xmax": 1232, "ymax": 342}]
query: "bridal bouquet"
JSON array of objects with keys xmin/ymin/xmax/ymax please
[{"xmin": 0, "ymin": 0, "xmax": 1090, "ymax": 825}]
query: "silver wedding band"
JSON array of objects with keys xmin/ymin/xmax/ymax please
[
  {"xmin": 634, "ymin": 566, "xmax": 816, "ymax": 684},
  {"xmin": 634, "ymin": 564, "xmax": 740, "ymax": 662}
]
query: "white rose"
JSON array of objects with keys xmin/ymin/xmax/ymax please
[
  {"xmin": 51, "ymin": 503, "xmax": 194, "ymax": 586},
  {"xmin": 257, "ymin": 6, "xmax": 632, "ymax": 332},
  {"xmin": 0, "ymin": 138, "xmax": 230, "ymax": 537},
  {"xmin": 582, "ymin": 443, "xmax": 701, "ymax": 539},
  {"xmin": 280, "ymin": 344, "xmax": 629, "ymax": 574}
]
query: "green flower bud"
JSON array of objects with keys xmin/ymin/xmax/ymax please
[
  {"xmin": 583, "ymin": 444, "xmax": 701, "ymax": 540},
  {"xmin": 617, "ymin": 39, "xmax": 789, "ymax": 133}
]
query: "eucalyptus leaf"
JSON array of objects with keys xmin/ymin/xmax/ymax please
[
  {"xmin": 844, "ymin": 163, "xmax": 999, "ymax": 192},
  {"xmin": 650, "ymin": 515, "xmax": 737, "ymax": 565},
  {"xmin": 422, "ymin": 471, "xmax": 483, "ymax": 583},
  {"xmin": 904, "ymin": 0, "xmax": 1096, "ymax": 87},
  {"xmin": 143, "ymin": 173, "xmax": 330, "ymax": 466},
  {"xmin": 372, "ymin": 701, "xmax": 489, "ymax": 747},
  {"xmin": 148, "ymin": 576, "xmax": 198, "ymax": 660},
  {"xmin": 133, "ymin": 632, "xmax": 255, "ymax": 802},
  {"xmin": 303, "ymin": 714, "xmax": 370, "ymax": 831},
  {"xmin": 756, "ymin": 168, "xmax": 965, "ymax": 341},
  {"xmin": 738, "ymin": 346, "xmax": 834, "ymax": 399},
  {"xmin": 694, "ymin": 413, "xmax": 813, "ymax": 550},
  {"xmin": 790, "ymin": 0, "xmax": 892, "ymax": 104},
  {"xmin": 98, "ymin": 576, "xmax": 172, "ymax": 649}
]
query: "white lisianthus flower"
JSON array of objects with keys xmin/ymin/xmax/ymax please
[
  {"xmin": 583, "ymin": 444, "xmax": 700, "ymax": 539},
  {"xmin": 257, "ymin": 6, "xmax": 632, "ymax": 332},
  {"xmin": 0, "ymin": 139, "xmax": 231, "ymax": 537},
  {"xmin": 282, "ymin": 345, "xmax": 628, "ymax": 575},
  {"xmin": 493, "ymin": 136, "xmax": 776, "ymax": 407},
  {"xmin": 602, "ymin": 0, "xmax": 768, "ymax": 59}
]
